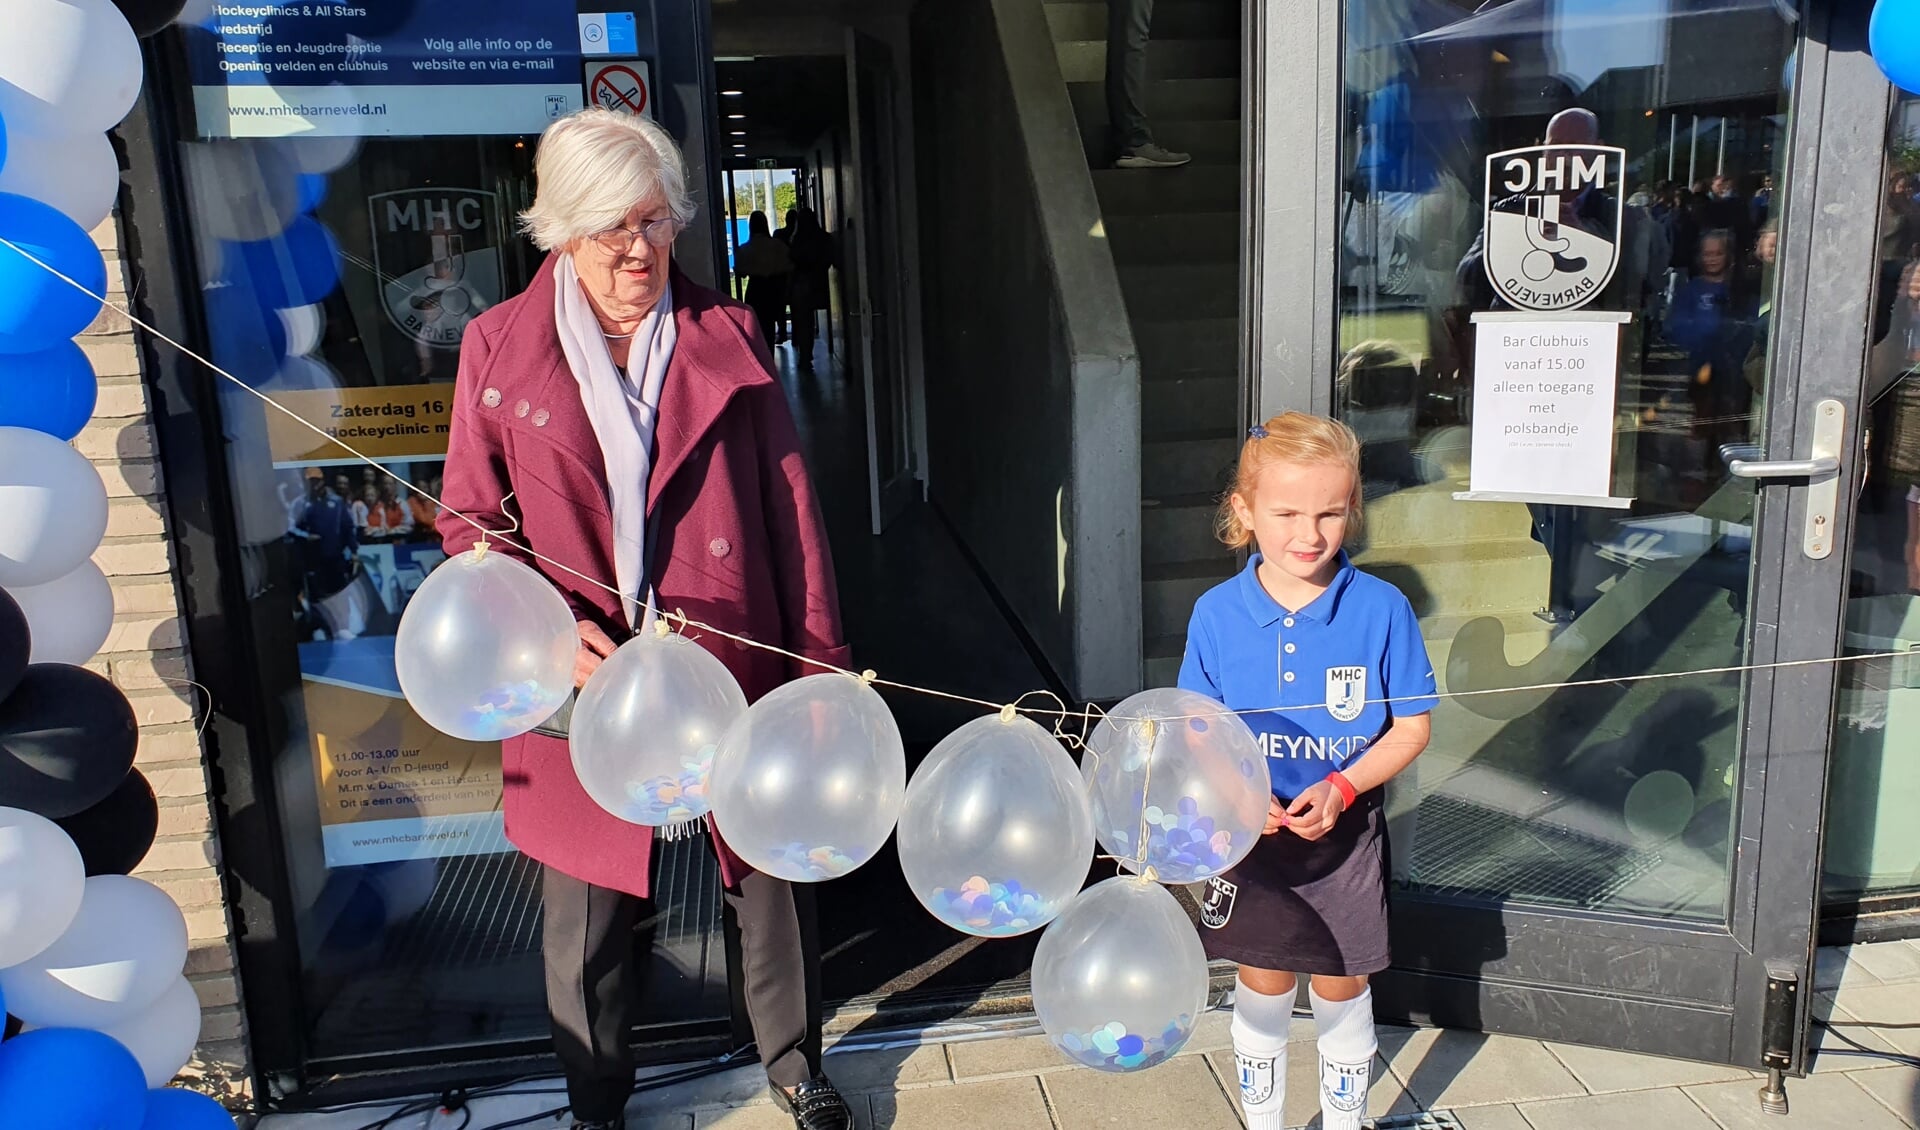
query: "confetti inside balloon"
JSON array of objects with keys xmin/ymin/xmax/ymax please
[
  {"xmin": 394, "ymin": 547, "xmax": 577, "ymax": 742},
  {"xmin": 899, "ymin": 712, "xmax": 1094, "ymax": 937},
  {"xmin": 1081, "ymin": 688, "xmax": 1270, "ymax": 883},
  {"xmin": 1031, "ymin": 875, "xmax": 1209, "ymax": 1073}
]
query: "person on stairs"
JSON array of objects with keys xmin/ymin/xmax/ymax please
[
  {"xmin": 1107, "ymin": 0, "xmax": 1192, "ymax": 168},
  {"xmin": 1179, "ymin": 413, "xmax": 1436, "ymax": 1129}
]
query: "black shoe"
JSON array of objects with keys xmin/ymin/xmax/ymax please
[{"xmin": 770, "ymin": 1077, "xmax": 853, "ymax": 1130}]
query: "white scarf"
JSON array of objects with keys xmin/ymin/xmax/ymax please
[{"xmin": 553, "ymin": 254, "xmax": 675, "ymax": 630}]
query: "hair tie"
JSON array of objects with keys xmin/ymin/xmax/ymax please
[{"xmin": 1248, "ymin": 425, "xmax": 1269, "ymax": 440}]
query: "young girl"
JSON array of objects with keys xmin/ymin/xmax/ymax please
[{"xmin": 1179, "ymin": 412, "xmax": 1436, "ymax": 1130}]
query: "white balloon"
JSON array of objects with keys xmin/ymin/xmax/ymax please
[
  {"xmin": 97, "ymin": 975, "xmax": 201, "ymax": 1088},
  {"xmin": 0, "ymin": 426, "xmax": 109, "ymax": 588},
  {"xmin": 0, "ymin": 127, "xmax": 118, "ymax": 231},
  {"xmin": 174, "ymin": 0, "xmax": 217, "ymax": 27},
  {"xmin": 709, "ymin": 674, "xmax": 907, "ymax": 883},
  {"xmin": 277, "ymin": 304, "xmax": 327, "ymax": 358},
  {"xmin": 6, "ymin": 559, "xmax": 112, "ymax": 664},
  {"xmin": 395, "ymin": 548, "xmax": 578, "ymax": 742},
  {"xmin": 572, "ymin": 630, "xmax": 749, "ymax": 826},
  {"xmin": 181, "ymin": 141, "xmax": 301, "ymax": 244},
  {"xmin": 0, "ymin": 807, "xmax": 86, "ymax": 969},
  {"xmin": 0, "ymin": 875, "xmax": 188, "ymax": 1029},
  {"xmin": 0, "ymin": 0, "xmax": 143, "ymax": 135}
]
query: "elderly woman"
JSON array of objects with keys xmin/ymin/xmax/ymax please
[{"xmin": 437, "ymin": 109, "xmax": 852, "ymax": 1130}]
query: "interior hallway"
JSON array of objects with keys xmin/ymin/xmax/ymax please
[{"xmin": 765, "ymin": 328, "xmax": 1077, "ymax": 1011}]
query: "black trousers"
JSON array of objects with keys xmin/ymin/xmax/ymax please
[
  {"xmin": 1106, "ymin": 0, "xmax": 1155, "ymax": 152},
  {"xmin": 542, "ymin": 858, "xmax": 824, "ymax": 1122}
]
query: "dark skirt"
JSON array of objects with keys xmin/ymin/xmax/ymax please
[{"xmin": 1195, "ymin": 790, "xmax": 1391, "ymax": 976}]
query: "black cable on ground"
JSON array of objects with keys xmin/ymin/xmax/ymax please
[{"xmin": 1812, "ymin": 1017, "xmax": 1920, "ymax": 1070}]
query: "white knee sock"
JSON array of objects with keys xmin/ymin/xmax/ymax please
[
  {"xmin": 1230, "ymin": 975, "xmax": 1291, "ymax": 1130},
  {"xmin": 1311, "ymin": 985, "xmax": 1378, "ymax": 1130}
]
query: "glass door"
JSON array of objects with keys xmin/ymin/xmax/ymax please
[{"xmin": 1248, "ymin": 0, "xmax": 1894, "ymax": 1068}]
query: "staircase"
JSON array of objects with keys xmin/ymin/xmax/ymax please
[{"xmin": 1044, "ymin": 0, "xmax": 1244, "ymax": 687}]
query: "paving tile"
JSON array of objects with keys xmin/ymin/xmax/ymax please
[
  {"xmin": 1542, "ymin": 1042, "xmax": 1754, "ymax": 1093},
  {"xmin": 1380, "ymin": 1028, "xmax": 1585, "ymax": 1109},
  {"xmin": 1519, "ymin": 1087, "xmax": 1719, "ymax": 1130},
  {"xmin": 1850, "ymin": 942, "xmax": 1920, "ymax": 986},
  {"xmin": 948, "ymin": 1032, "xmax": 1087, "ymax": 1079},
  {"xmin": 696, "ymin": 1100, "xmax": 874, "ymax": 1130},
  {"xmin": 631, "ymin": 1063, "xmax": 773, "ymax": 1112},
  {"xmin": 1044, "ymin": 1055, "xmax": 1241, "ymax": 1129},
  {"xmin": 1451, "ymin": 1105, "xmax": 1539, "ymax": 1130},
  {"xmin": 1684, "ymin": 1073, "xmax": 1914, "ymax": 1129},
  {"xmin": 820, "ymin": 1042, "xmax": 953, "ymax": 1092},
  {"xmin": 869, "ymin": 1076, "xmax": 1052, "ymax": 1130},
  {"xmin": 1825, "ymin": 982, "xmax": 1920, "ymax": 1058},
  {"xmin": 1205, "ymin": 1045, "xmax": 1418, "ymax": 1128},
  {"xmin": 1809, "ymin": 992, "xmax": 1904, "ymax": 1075},
  {"xmin": 1819, "ymin": 946, "xmax": 1885, "ymax": 993},
  {"xmin": 1847, "ymin": 1065, "xmax": 1920, "ymax": 1126}
]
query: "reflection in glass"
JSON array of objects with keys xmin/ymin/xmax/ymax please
[
  {"xmin": 1339, "ymin": 0, "xmax": 1798, "ymax": 920},
  {"xmin": 1823, "ymin": 93, "xmax": 1920, "ymax": 906}
]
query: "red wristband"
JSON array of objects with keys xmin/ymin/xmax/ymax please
[{"xmin": 1327, "ymin": 770, "xmax": 1358, "ymax": 809}]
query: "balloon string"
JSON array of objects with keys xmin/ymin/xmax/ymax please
[{"xmin": 4, "ymin": 236, "xmax": 1911, "ymax": 731}]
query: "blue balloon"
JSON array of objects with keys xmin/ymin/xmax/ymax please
[
  {"xmin": 0, "ymin": 192, "xmax": 107, "ymax": 356},
  {"xmin": 0, "ymin": 340, "xmax": 97, "ymax": 440},
  {"xmin": 1871, "ymin": 0, "xmax": 1920, "ymax": 94},
  {"xmin": 202, "ymin": 284, "xmax": 287, "ymax": 386},
  {"xmin": 0, "ymin": 107, "xmax": 9, "ymax": 178},
  {"xmin": 139, "ymin": 1088, "xmax": 238, "ymax": 1130},
  {"xmin": 231, "ymin": 216, "xmax": 341, "ymax": 310},
  {"xmin": 295, "ymin": 173, "xmax": 329, "ymax": 213},
  {"xmin": 0, "ymin": 1028, "xmax": 147, "ymax": 1129}
]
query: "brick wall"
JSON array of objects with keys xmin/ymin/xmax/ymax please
[{"xmin": 79, "ymin": 215, "xmax": 251, "ymax": 1101}]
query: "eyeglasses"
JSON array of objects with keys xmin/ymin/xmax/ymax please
[{"xmin": 587, "ymin": 218, "xmax": 679, "ymax": 254}]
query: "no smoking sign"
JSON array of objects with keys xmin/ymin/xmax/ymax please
[{"xmin": 585, "ymin": 59, "xmax": 653, "ymax": 120}]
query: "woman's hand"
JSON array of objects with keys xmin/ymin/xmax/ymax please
[
  {"xmin": 1285, "ymin": 781, "xmax": 1347, "ymax": 842},
  {"xmin": 1262, "ymin": 797, "xmax": 1290, "ymax": 836},
  {"xmin": 574, "ymin": 621, "xmax": 617, "ymax": 688}
]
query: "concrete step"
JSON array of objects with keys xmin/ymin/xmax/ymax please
[
  {"xmin": 1142, "ymin": 494, "xmax": 1224, "ymax": 567},
  {"xmin": 1144, "ymin": 432, "xmax": 1239, "ymax": 499},
  {"xmin": 1054, "ymin": 37, "xmax": 1239, "ymax": 83},
  {"xmin": 1044, "ymin": 1, "xmax": 1241, "ymax": 42},
  {"xmin": 1359, "ymin": 481, "xmax": 1538, "ymax": 552},
  {"xmin": 1144, "ymin": 558, "xmax": 1237, "ymax": 640},
  {"xmin": 1351, "ymin": 538, "xmax": 1551, "ymax": 621},
  {"xmin": 1103, "ymin": 210, "xmax": 1239, "ymax": 265},
  {"xmin": 1093, "ymin": 164, "xmax": 1241, "ymax": 214},
  {"xmin": 1119, "ymin": 263, "xmax": 1239, "ymax": 321},
  {"xmin": 1135, "ymin": 316, "xmax": 1239, "ymax": 378},
  {"xmin": 1069, "ymin": 78, "xmax": 1240, "ymax": 129},
  {"xmin": 1142, "ymin": 373, "xmax": 1238, "ymax": 440},
  {"xmin": 1078, "ymin": 117, "xmax": 1241, "ymax": 167}
]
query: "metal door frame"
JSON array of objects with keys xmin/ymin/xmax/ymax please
[{"xmin": 1242, "ymin": 0, "xmax": 1895, "ymax": 1070}]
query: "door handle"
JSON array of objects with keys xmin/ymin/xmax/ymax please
[{"xmin": 1722, "ymin": 399, "xmax": 1846, "ymax": 560}]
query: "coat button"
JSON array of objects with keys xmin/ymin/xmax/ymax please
[
  {"xmin": 733, "ymin": 629, "xmax": 754, "ymax": 652},
  {"xmin": 709, "ymin": 537, "xmax": 731, "ymax": 558},
  {"xmin": 532, "ymin": 408, "xmax": 550, "ymax": 427},
  {"xmin": 514, "ymin": 399, "xmax": 530, "ymax": 418},
  {"xmin": 1283, "ymin": 617, "xmax": 1296, "ymax": 628},
  {"xmin": 481, "ymin": 387, "xmax": 502, "ymax": 408}
]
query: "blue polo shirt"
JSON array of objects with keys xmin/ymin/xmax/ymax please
[{"xmin": 1178, "ymin": 552, "xmax": 1437, "ymax": 802}]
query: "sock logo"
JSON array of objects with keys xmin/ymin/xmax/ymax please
[
  {"xmin": 1321, "ymin": 1058, "xmax": 1369, "ymax": 1113},
  {"xmin": 1200, "ymin": 877, "xmax": 1237, "ymax": 929},
  {"xmin": 1236, "ymin": 1052, "xmax": 1276, "ymax": 1106}
]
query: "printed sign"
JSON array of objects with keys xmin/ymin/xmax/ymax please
[
  {"xmin": 368, "ymin": 188, "xmax": 504, "ymax": 350},
  {"xmin": 266, "ymin": 383, "xmax": 453, "ymax": 465},
  {"xmin": 185, "ymin": 3, "xmax": 582, "ymax": 138},
  {"xmin": 1482, "ymin": 144, "xmax": 1625, "ymax": 312},
  {"xmin": 1459, "ymin": 312, "xmax": 1633, "ymax": 507},
  {"xmin": 586, "ymin": 59, "xmax": 652, "ymax": 118}
]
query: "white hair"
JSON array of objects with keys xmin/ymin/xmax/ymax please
[{"xmin": 518, "ymin": 108, "xmax": 697, "ymax": 251}]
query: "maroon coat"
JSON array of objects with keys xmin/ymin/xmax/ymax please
[{"xmin": 437, "ymin": 255, "xmax": 849, "ymax": 898}]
